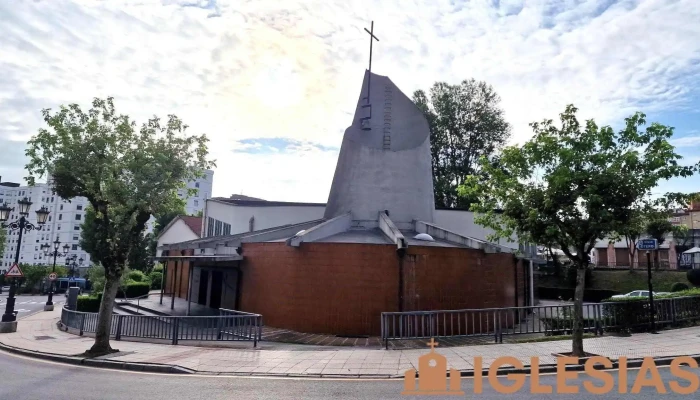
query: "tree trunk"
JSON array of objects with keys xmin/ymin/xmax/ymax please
[
  {"xmin": 571, "ymin": 265, "xmax": 587, "ymax": 357},
  {"xmin": 87, "ymin": 273, "xmax": 120, "ymax": 356}
]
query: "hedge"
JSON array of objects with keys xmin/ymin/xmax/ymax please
[
  {"xmin": 601, "ymin": 290, "xmax": 700, "ymax": 333},
  {"xmin": 117, "ymin": 282, "xmax": 151, "ymax": 298},
  {"xmin": 149, "ymin": 271, "xmax": 163, "ymax": 290},
  {"xmin": 538, "ymin": 287, "xmax": 620, "ymax": 302},
  {"xmin": 539, "ymin": 316, "xmax": 599, "ymax": 336},
  {"xmin": 77, "ymin": 294, "xmax": 102, "ymax": 313}
]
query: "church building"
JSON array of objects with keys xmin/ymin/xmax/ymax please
[{"xmin": 156, "ymin": 70, "xmax": 540, "ymax": 337}]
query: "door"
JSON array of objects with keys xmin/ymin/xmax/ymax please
[
  {"xmin": 210, "ymin": 271, "xmax": 223, "ymax": 309},
  {"xmin": 198, "ymin": 270, "xmax": 209, "ymax": 305}
]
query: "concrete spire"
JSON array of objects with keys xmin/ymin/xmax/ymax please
[{"xmin": 324, "ymin": 70, "xmax": 435, "ymax": 224}]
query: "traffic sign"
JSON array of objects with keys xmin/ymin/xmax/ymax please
[
  {"xmin": 48, "ymin": 272, "xmax": 57, "ymax": 281},
  {"xmin": 5, "ymin": 263, "xmax": 23, "ymax": 278},
  {"xmin": 637, "ymin": 239, "xmax": 659, "ymax": 251}
]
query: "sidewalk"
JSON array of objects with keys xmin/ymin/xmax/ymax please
[{"xmin": 2, "ymin": 308, "xmax": 700, "ymax": 377}]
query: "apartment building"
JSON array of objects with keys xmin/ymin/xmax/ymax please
[
  {"xmin": 1, "ymin": 169, "xmax": 214, "ymax": 272},
  {"xmin": 0, "ymin": 180, "xmax": 90, "ymax": 271}
]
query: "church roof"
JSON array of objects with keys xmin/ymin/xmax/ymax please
[{"xmin": 210, "ymin": 198, "xmax": 326, "ymax": 207}]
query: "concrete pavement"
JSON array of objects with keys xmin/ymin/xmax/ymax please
[
  {"xmin": 2, "ymin": 307, "xmax": 700, "ymax": 378},
  {"xmin": 1, "ymin": 350, "xmax": 698, "ymax": 400}
]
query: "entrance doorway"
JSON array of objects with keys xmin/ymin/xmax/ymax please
[
  {"xmin": 198, "ymin": 270, "xmax": 209, "ymax": 305},
  {"xmin": 210, "ymin": 271, "xmax": 223, "ymax": 309}
]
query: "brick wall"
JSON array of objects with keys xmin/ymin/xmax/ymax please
[{"xmin": 238, "ymin": 242, "xmax": 520, "ymax": 336}]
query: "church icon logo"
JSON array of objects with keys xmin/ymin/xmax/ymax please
[{"xmin": 402, "ymin": 338, "xmax": 464, "ymax": 396}]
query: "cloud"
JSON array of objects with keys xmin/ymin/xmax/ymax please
[
  {"xmin": 1, "ymin": 0, "xmax": 699, "ymax": 200},
  {"xmin": 671, "ymin": 131, "xmax": 700, "ymax": 148}
]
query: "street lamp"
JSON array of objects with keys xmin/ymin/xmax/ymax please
[
  {"xmin": 41, "ymin": 237, "xmax": 69, "ymax": 310},
  {"xmin": 66, "ymin": 254, "xmax": 84, "ymax": 279},
  {"xmin": 0, "ymin": 198, "xmax": 50, "ymax": 324}
]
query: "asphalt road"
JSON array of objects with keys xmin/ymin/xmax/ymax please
[
  {"xmin": 0, "ymin": 292, "xmax": 63, "ymax": 318},
  {"xmin": 0, "ymin": 351, "xmax": 699, "ymax": 399}
]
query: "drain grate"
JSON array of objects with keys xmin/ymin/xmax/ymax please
[{"xmin": 34, "ymin": 336, "xmax": 56, "ymax": 340}]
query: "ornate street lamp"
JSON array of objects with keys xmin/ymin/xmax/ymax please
[
  {"xmin": 0, "ymin": 198, "xmax": 50, "ymax": 324},
  {"xmin": 41, "ymin": 237, "xmax": 69, "ymax": 310}
]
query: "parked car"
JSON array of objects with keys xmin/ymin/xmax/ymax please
[{"xmin": 611, "ymin": 290, "xmax": 661, "ymax": 299}]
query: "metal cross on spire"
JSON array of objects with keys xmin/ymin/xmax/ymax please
[
  {"xmin": 360, "ymin": 21, "xmax": 379, "ymax": 131},
  {"xmin": 364, "ymin": 21, "xmax": 379, "ymax": 74}
]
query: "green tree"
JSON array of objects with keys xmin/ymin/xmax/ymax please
[
  {"xmin": 0, "ymin": 228, "xmax": 5, "ymax": 258},
  {"xmin": 461, "ymin": 105, "xmax": 696, "ymax": 356},
  {"xmin": 25, "ymin": 97, "xmax": 214, "ymax": 356},
  {"xmin": 413, "ymin": 79, "xmax": 511, "ymax": 209}
]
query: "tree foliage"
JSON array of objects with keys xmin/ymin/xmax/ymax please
[
  {"xmin": 25, "ymin": 97, "xmax": 214, "ymax": 355},
  {"xmin": 413, "ymin": 79, "xmax": 511, "ymax": 208},
  {"xmin": 461, "ymin": 104, "xmax": 696, "ymax": 356}
]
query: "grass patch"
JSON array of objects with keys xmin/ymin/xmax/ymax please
[{"xmin": 512, "ymin": 333, "xmax": 596, "ymax": 344}]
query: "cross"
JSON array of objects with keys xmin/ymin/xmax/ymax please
[
  {"xmin": 364, "ymin": 21, "xmax": 379, "ymax": 74},
  {"xmin": 360, "ymin": 21, "xmax": 379, "ymax": 130},
  {"xmin": 427, "ymin": 338, "xmax": 439, "ymax": 352}
]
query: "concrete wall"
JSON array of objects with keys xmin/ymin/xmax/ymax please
[
  {"xmin": 433, "ymin": 209, "xmax": 518, "ymax": 250},
  {"xmin": 204, "ymin": 199, "xmax": 325, "ymax": 236},
  {"xmin": 238, "ymin": 242, "xmax": 520, "ymax": 336}
]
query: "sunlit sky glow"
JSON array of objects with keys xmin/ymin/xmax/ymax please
[{"xmin": 1, "ymin": 0, "xmax": 699, "ymax": 202}]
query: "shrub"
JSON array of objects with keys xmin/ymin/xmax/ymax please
[
  {"xmin": 126, "ymin": 270, "xmax": 147, "ymax": 283},
  {"xmin": 149, "ymin": 271, "xmax": 163, "ymax": 290},
  {"xmin": 671, "ymin": 282, "xmax": 690, "ymax": 292},
  {"xmin": 687, "ymin": 269, "xmax": 700, "ymax": 286},
  {"xmin": 152, "ymin": 263, "xmax": 164, "ymax": 273},
  {"xmin": 117, "ymin": 282, "xmax": 150, "ymax": 298},
  {"xmin": 77, "ymin": 294, "xmax": 102, "ymax": 312}
]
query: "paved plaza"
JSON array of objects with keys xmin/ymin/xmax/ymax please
[{"xmin": 2, "ymin": 307, "xmax": 700, "ymax": 377}]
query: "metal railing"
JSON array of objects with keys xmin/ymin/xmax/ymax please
[
  {"xmin": 61, "ymin": 306, "xmax": 263, "ymax": 346},
  {"xmin": 593, "ymin": 261, "xmax": 683, "ymax": 270},
  {"xmin": 381, "ymin": 295, "xmax": 700, "ymax": 348}
]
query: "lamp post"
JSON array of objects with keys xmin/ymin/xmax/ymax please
[
  {"xmin": 0, "ymin": 198, "xmax": 50, "ymax": 325},
  {"xmin": 40, "ymin": 237, "xmax": 69, "ymax": 310},
  {"xmin": 66, "ymin": 254, "xmax": 84, "ymax": 280}
]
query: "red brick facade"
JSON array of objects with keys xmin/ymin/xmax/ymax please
[{"xmin": 237, "ymin": 242, "xmax": 522, "ymax": 336}]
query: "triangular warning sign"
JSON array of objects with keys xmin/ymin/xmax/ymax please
[{"xmin": 5, "ymin": 263, "xmax": 23, "ymax": 278}]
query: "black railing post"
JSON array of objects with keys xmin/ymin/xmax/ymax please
[
  {"xmin": 115, "ymin": 315, "xmax": 123, "ymax": 341},
  {"xmin": 671, "ymin": 299, "xmax": 677, "ymax": 325},
  {"xmin": 172, "ymin": 318, "xmax": 179, "ymax": 345},
  {"xmin": 216, "ymin": 316, "xmax": 223, "ymax": 340},
  {"xmin": 79, "ymin": 314, "xmax": 86, "ymax": 336}
]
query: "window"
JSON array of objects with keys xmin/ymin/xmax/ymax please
[
  {"xmin": 57, "ymin": 225, "xmax": 61, "ymax": 230},
  {"xmin": 194, "ymin": 200, "xmax": 199, "ymax": 207},
  {"xmin": 48, "ymin": 216, "xmax": 52, "ymax": 222},
  {"xmin": 35, "ymin": 246, "xmax": 38, "ymax": 251},
  {"xmin": 60, "ymin": 204, "xmax": 63, "ymax": 210},
  {"xmin": 75, "ymin": 214, "xmax": 81, "ymax": 221},
  {"xmin": 72, "ymin": 244, "xmax": 78, "ymax": 250},
  {"xmin": 73, "ymin": 235, "xmax": 79, "ymax": 241},
  {"xmin": 207, "ymin": 217, "xmax": 214, "ymax": 237},
  {"xmin": 51, "ymin": 197, "xmax": 54, "ymax": 203},
  {"xmin": 74, "ymin": 225, "xmax": 80, "ymax": 231},
  {"xmin": 195, "ymin": 182, "xmax": 200, "ymax": 188},
  {"xmin": 214, "ymin": 219, "xmax": 222, "ymax": 236},
  {"xmin": 223, "ymin": 223, "xmax": 231, "ymax": 236},
  {"xmin": 58, "ymin": 214, "xmax": 63, "ymax": 221},
  {"xmin": 76, "ymin": 205, "xmax": 83, "ymax": 210}
]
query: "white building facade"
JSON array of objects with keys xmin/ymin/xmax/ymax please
[
  {"xmin": 1, "ymin": 181, "xmax": 90, "ymax": 271},
  {"xmin": 1, "ymin": 169, "xmax": 214, "ymax": 272}
]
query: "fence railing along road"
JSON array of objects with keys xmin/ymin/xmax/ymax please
[
  {"xmin": 61, "ymin": 307, "xmax": 263, "ymax": 346},
  {"xmin": 381, "ymin": 295, "xmax": 700, "ymax": 349}
]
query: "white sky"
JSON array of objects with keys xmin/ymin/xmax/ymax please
[{"xmin": 1, "ymin": 0, "xmax": 699, "ymax": 202}]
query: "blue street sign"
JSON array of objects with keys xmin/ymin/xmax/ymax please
[{"xmin": 637, "ymin": 239, "xmax": 658, "ymax": 251}]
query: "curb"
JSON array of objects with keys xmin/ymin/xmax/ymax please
[{"xmin": 0, "ymin": 341, "xmax": 195, "ymax": 375}]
